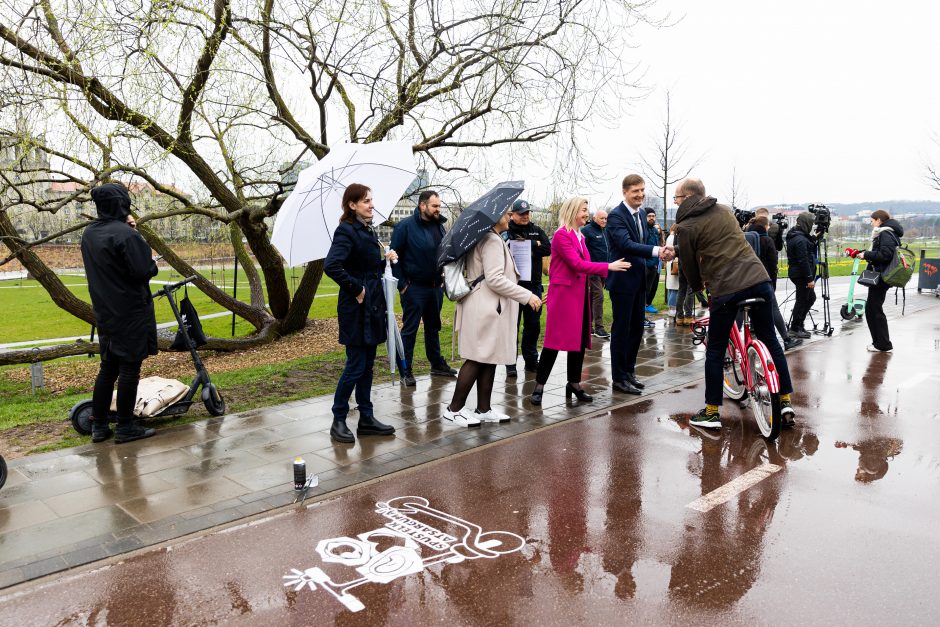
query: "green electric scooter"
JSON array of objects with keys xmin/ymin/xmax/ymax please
[{"xmin": 840, "ymin": 249, "xmax": 866, "ymax": 321}]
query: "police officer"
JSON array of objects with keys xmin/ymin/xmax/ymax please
[{"xmin": 505, "ymin": 199, "xmax": 551, "ymax": 377}]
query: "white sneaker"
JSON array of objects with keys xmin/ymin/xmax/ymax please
[
  {"xmin": 475, "ymin": 409, "xmax": 511, "ymax": 423},
  {"xmin": 866, "ymin": 344, "xmax": 892, "ymax": 353},
  {"xmin": 443, "ymin": 407, "xmax": 481, "ymax": 428}
]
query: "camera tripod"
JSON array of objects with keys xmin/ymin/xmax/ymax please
[{"xmin": 809, "ymin": 233, "xmax": 834, "ymax": 336}]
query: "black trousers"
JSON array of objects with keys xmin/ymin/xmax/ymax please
[
  {"xmin": 93, "ymin": 355, "xmax": 143, "ymax": 421},
  {"xmin": 332, "ymin": 344, "xmax": 377, "ymax": 420},
  {"xmin": 397, "ymin": 285, "xmax": 445, "ymax": 373},
  {"xmin": 536, "ymin": 286, "xmax": 590, "ymax": 385},
  {"xmin": 609, "ymin": 286, "xmax": 645, "ymax": 383},
  {"xmin": 645, "ymin": 265, "xmax": 660, "ymax": 306},
  {"xmin": 676, "ymin": 272, "xmax": 695, "ymax": 317},
  {"xmin": 704, "ymin": 282, "xmax": 793, "ymax": 405},
  {"xmin": 516, "ymin": 281, "xmax": 543, "ymax": 365},
  {"xmin": 790, "ymin": 280, "xmax": 817, "ymax": 330},
  {"xmin": 865, "ymin": 281, "xmax": 892, "ymax": 350}
]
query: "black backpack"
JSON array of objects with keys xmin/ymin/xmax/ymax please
[
  {"xmin": 743, "ymin": 230, "xmax": 761, "ymax": 257},
  {"xmin": 169, "ymin": 289, "xmax": 208, "ymax": 351}
]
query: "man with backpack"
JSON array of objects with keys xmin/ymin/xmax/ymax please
[
  {"xmin": 854, "ymin": 210, "xmax": 906, "ymax": 352},
  {"xmin": 746, "ymin": 217, "xmax": 802, "ymax": 350}
]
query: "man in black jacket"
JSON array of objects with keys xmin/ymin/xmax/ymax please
[
  {"xmin": 581, "ymin": 209, "xmax": 610, "ymax": 338},
  {"xmin": 390, "ymin": 190, "xmax": 456, "ymax": 386},
  {"xmin": 785, "ymin": 212, "xmax": 817, "ymax": 338},
  {"xmin": 81, "ymin": 183, "xmax": 158, "ymax": 444},
  {"xmin": 505, "ymin": 199, "xmax": 551, "ymax": 377},
  {"xmin": 746, "ymin": 217, "xmax": 801, "ymax": 350}
]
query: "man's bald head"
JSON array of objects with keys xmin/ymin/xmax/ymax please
[
  {"xmin": 593, "ymin": 209, "xmax": 608, "ymax": 228},
  {"xmin": 678, "ymin": 178, "xmax": 706, "ymax": 198}
]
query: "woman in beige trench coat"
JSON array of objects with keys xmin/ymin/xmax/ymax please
[{"xmin": 444, "ymin": 209, "xmax": 542, "ymax": 427}]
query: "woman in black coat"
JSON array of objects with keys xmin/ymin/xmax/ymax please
[
  {"xmin": 81, "ymin": 183, "xmax": 159, "ymax": 444},
  {"xmin": 323, "ymin": 183, "xmax": 398, "ymax": 443},
  {"xmin": 856, "ymin": 209, "xmax": 903, "ymax": 353}
]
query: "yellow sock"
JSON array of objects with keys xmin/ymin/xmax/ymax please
[
  {"xmin": 780, "ymin": 394, "xmax": 791, "ymax": 403},
  {"xmin": 705, "ymin": 404, "xmax": 720, "ymax": 416}
]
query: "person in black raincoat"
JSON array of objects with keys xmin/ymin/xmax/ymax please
[
  {"xmin": 324, "ymin": 183, "xmax": 399, "ymax": 444},
  {"xmin": 855, "ymin": 209, "xmax": 903, "ymax": 352},
  {"xmin": 785, "ymin": 211, "xmax": 817, "ymax": 338},
  {"xmin": 80, "ymin": 182, "xmax": 158, "ymax": 444}
]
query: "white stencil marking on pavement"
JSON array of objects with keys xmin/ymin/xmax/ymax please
[
  {"xmin": 686, "ymin": 464, "xmax": 783, "ymax": 513},
  {"xmin": 282, "ymin": 496, "xmax": 525, "ymax": 613}
]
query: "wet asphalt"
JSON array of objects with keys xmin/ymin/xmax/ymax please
[{"xmin": 1, "ymin": 305, "xmax": 939, "ymax": 625}]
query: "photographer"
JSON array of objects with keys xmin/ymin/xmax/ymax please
[
  {"xmin": 747, "ymin": 217, "xmax": 801, "ymax": 350},
  {"xmin": 785, "ymin": 212, "xmax": 817, "ymax": 338}
]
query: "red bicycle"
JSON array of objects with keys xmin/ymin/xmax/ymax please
[{"xmin": 691, "ymin": 297, "xmax": 782, "ymax": 440}]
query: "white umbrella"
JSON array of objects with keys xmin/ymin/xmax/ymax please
[{"xmin": 271, "ymin": 141, "xmax": 417, "ymax": 265}]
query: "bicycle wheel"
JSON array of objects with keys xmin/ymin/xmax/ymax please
[
  {"xmin": 722, "ymin": 344, "xmax": 747, "ymax": 400},
  {"xmin": 746, "ymin": 345, "xmax": 781, "ymax": 440}
]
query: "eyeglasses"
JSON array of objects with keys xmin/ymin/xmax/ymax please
[{"xmin": 673, "ymin": 194, "xmax": 688, "ymax": 200}]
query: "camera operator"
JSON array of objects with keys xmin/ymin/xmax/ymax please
[
  {"xmin": 785, "ymin": 211, "xmax": 817, "ymax": 338},
  {"xmin": 747, "ymin": 216, "xmax": 802, "ymax": 350}
]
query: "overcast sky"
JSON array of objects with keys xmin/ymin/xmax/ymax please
[{"xmin": 533, "ymin": 0, "xmax": 940, "ymax": 210}]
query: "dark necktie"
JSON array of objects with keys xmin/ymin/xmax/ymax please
[{"xmin": 635, "ymin": 211, "xmax": 643, "ymax": 240}]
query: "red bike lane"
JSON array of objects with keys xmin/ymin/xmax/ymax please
[{"xmin": 1, "ymin": 310, "xmax": 939, "ymax": 625}]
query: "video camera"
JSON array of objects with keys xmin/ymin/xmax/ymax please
[
  {"xmin": 771, "ymin": 212, "xmax": 788, "ymax": 233},
  {"xmin": 807, "ymin": 203, "xmax": 831, "ymax": 234},
  {"xmin": 733, "ymin": 208, "xmax": 755, "ymax": 228}
]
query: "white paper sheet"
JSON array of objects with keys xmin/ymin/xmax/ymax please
[{"xmin": 509, "ymin": 239, "xmax": 531, "ymax": 282}]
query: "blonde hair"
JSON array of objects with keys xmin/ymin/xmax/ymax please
[{"xmin": 558, "ymin": 196, "xmax": 589, "ymax": 231}]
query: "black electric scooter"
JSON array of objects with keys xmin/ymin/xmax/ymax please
[
  {"xmin": 68, "ymin": 276, "xmax": 226, "ymax": 436},
  {"xmin": 0, "ymin": 454, "xmax": 6, "ymax": 490}
]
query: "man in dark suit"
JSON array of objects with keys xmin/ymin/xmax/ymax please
[{"xmin": 606, "ymin": 174, "xmax": 673, "ymax": 394}]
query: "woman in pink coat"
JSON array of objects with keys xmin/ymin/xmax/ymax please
[{"xmin": 531, "ymin": 197, "xmax": 631, "ymax": 405}]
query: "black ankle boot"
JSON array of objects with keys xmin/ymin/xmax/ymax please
[
  {"xmin": 330, "ymin": 418, "xmax": 355, "ymax": 443},
  {"xmin": 566, "ymin": 382, "xmax": 593, "ymax": 402},
  {"xmin": 114, "ymin": 419, "xmax": 156, "ymax": 444},
  {"xmin": 530, "ymin": 384, "xmax": 544, "ymax": 405},
  {"xmin": 91, "ymin": 416, "xmax": 113, "ymax": 443},
  {"xmin": 356, "ymin": 414, "xmax": 395, "ymax": 436}
]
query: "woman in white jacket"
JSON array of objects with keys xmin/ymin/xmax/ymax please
[{"xmin": 444, "ymin": 209, "xmax": 542, "ymax": 426}]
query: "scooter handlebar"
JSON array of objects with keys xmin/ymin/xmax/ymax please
[{"xmin": 153, "ymin": 275, "xmax": 197, "ymax": 298}]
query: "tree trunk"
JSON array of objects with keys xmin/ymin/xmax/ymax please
[
  {"xmin": 281, "ymin": 260, "xmax": 325, "ymax": 333},
  {"xmin": 0, "ymin": 211, "xmax": 95, "ymax": 324}
]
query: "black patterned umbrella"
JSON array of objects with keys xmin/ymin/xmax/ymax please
[{"xmin": 436, "ymin": 181, "xmax": 525, "ymax": 269}]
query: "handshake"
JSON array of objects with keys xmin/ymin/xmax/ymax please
[{"xmin": 659, "ymin": 245, "xmax": 676, "ymax": 261}]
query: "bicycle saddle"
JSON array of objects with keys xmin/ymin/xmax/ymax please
[{"xmin": 737, "ymin": 298, "xmax": 765, "ymax": 308}]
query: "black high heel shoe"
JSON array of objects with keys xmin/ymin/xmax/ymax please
[
  {"xmin": 530, "ymin": 384, "xmax": 544, "ymax": 405},
  {"xmin": 566, "ymin": 382, "xmax": 593, "ymax": 403}
]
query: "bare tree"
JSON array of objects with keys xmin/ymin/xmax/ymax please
[
  {"xmin": 928, "ymin": 133, "xmax": 940, "ymax": 191},
  {"xmin": 640, "ymin": 91, "xmax": 703, "ymax": 228},
  {"xmin": 0, "ymin": 0, "xmax": 660, "ymax": 363},
  {"xmin": 728, "ymin": 166, "xmax": 747, "ymax": 211}
]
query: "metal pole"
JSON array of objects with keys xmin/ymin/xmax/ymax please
[{"xmin": 231, "ymin": 253, "xmax": 238, "ymax": 337}]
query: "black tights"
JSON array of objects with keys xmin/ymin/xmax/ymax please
[
  {"xmin": 93, "ymin": 356, "xmax": 142, "ymax": 422},
  {"xmin": 448, "ymin": 360, "xmax": 496, "ymax": 413},
  {"xmin": 535, "ymin": 349, "xmax": 585, "ymax": 386}
]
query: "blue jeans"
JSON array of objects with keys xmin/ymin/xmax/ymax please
[
  {"xmin": 332, "ymin": 344, "xmax": 377, "ymax": 419},
  {"xmin": 704, "ymin": 282, "xmax": 793, "ymax": 406},
  {"xmin": 397, "ymin": 285, "xmax": 444, "ymax": 372}
]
